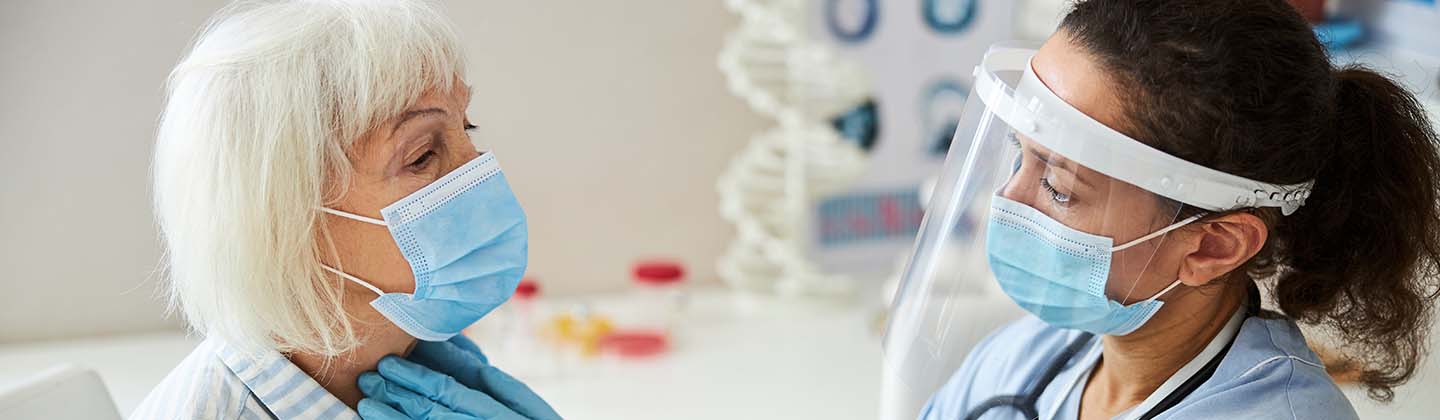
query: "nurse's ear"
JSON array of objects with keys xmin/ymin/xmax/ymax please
[{"xmin": 1177, "ymin": 212, "xmax": 1268, "ymax": 286}]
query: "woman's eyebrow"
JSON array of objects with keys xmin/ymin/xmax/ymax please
[
  {"xmin": 391, "ymin": 108, "xmax": 447, "ymax": 136},
  {"xmin": 351, "ymin": 108, "xmax": 446, "ymax": 160},
  {"xmin": 1042, "ymin": 155, "xmax": 1093, "ymax": 188},
  {"xmin": 1014, "ymin": 133, "xmax": 1093, "ymax": 188}
]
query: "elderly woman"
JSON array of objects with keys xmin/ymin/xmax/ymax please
[{"xmin": 130, "ymin": 1, "xmax": 559, "ymax": 419}]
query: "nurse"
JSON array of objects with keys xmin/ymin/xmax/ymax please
[{"xmin": 883, "ymin": 0, "xmax": 1440, "ymax": 419}]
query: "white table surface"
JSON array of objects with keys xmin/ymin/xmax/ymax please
[
  {"xmin": 0, "ymin": 289, "xmax": 884, "ymax": 420},
  {"xmin": 0, "ymin": 330, "xmax": 201, "ymax": 416},
  {"xmin": 3, "ymin": 287, "xmax": 1437, "ymax": 419},
  {"xmin": 498, "ymin": 291, "xmax": 883, "ymax": 420}
]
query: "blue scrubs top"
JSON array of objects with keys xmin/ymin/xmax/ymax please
[{"xmin": 919, "ymin": 314, "xmax": 1359, "ymax": 420}]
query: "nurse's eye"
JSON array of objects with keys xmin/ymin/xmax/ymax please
[
  {"xmin": 464, "ymin": 122, "xmax": 477, "ymax": 131},
  {"xmin": 1039, "ymin": 177, "xmax": 1072, "ymax": 204}
]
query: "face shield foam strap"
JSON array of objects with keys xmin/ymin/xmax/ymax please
[{"xmin": 971, "ymin": 47, "xmax": 1314, "ymax": 215}]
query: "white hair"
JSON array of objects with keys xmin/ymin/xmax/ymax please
[{"xmin": 154, "ymin": 0, "xmax": 465, "ymax": 356}]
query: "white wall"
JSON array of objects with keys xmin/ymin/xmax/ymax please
[
  {"xmin": 0, "ymin": 0, "xmax": 226, "ymax": 343},
  {"xmin": 447, "ymin": 1, "xmax": 762, "ymax": 296},
  {"xmin": 0, "ymin": 0, "xmax": 763, "ymax": 343}
]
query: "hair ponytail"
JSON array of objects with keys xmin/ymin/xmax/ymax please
[{"xmin": 1273, "ymin": 66, "xmax": 1440, "ymax": 401}]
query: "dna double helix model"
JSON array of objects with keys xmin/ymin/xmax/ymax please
[{"xmin": 715, "ymin": 0, "xmax": 871, "ymax": 296}]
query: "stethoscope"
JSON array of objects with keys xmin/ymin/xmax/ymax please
[{"xmin": 962, "ymin": 305, "xmax": 1250, "ymax": 420}]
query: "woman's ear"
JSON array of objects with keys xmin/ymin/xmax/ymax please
[{"xmin": 1178, "ymin": 212, "xmax": 1268, "ymax": 287}]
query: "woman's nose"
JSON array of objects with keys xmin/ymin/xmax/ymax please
[
  {"xmin": 440, "ymin": 146, "xmax": 482, "ymax": 176},
  {"xmin": 998, "ymin": 170, "xmax": 1032, "ymax": 204},
  {"xmin": 456, "ymin": 145, "xmax": 480, "ymax": 163}
]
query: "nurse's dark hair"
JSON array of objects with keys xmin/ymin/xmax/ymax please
[{"xmin": 1062, "ymin": 0, "xmax": 1440, "ymax": 401}]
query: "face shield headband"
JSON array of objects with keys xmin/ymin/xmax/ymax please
[{"xmin": 972, "ymin": 46, "xmax": 1314, "ymax": 215}]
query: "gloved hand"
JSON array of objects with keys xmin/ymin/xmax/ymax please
[{"xmin": 357, "ymin": 336, "xmax": 561, "ymax": 420}]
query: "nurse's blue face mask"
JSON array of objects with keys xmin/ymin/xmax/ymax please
[
  {"xmin": 321, "ymin": 153, "xmax": 527, "ymax": 341},
  {"xmin": 985, "ymin": 194, "xmax": 1203, "ymax": 336}
]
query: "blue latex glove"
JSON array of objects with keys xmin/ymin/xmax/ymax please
[{"xmin": 357, "ymin": 336, "xmax": 561, "ymax": 420}]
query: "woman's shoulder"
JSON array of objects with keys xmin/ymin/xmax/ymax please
[
  {"xmin": 1170, "ymin": 315, "xmax": 1359, "ymax": 420},
  {"xmin": 127, "ymin": 337, "xmax": 262, "ymax": 420}
]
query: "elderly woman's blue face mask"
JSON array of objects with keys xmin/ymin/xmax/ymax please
[{"xmin": 321, "ymin": 152, "xmax": 528, "ymax": 341}]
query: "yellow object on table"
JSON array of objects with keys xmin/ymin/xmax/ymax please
[{"xmin": 542, "ymin": 311, "xmax": 614, "ymax": 357}]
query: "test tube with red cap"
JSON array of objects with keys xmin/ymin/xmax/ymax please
[
  {"xmin": 511, "ymin": 278, "xmax": 540, "ymax": 338},
  {"xmin": 502, "ymin": 277, "xmax": 561, "ymax": 378},
  {"xmin": 514, "ymin": 278, "xmax": 540, "ymax": 302},
  {"xmin": 630, "ymin": 260, "xmax": 687, "ymax": 336}
]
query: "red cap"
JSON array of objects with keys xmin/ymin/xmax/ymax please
[
  {"xmin": 514, "ymin": 278, "xmax": 540, "ymax": 299},
  {"xmin": 632, "ymin": 260, "xmax": 685, "ymax": 285}
]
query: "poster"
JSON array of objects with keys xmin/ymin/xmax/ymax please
[{"xmin": 808, "ymin": 0, "xmax": 1016, "ymax": 278}]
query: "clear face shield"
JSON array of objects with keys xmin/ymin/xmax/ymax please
[{"xmin": 881, "ymin": 42, "xmax": 1313, "ymax": 418}]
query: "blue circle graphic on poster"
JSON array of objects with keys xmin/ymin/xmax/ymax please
[
  {"xmin": 923, "ymin": 0, "xmax": 977, "ymax": 34},
  {"xmin": 825, "ymin": 0, "xmax": 879, "ymax": 43}
]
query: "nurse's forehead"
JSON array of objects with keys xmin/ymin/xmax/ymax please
[{"xmin": 1031, "ymin": 33, "xmax": 1130, "ymax": 133}]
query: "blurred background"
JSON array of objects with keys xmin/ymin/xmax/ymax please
[
  {"xmin": 0, "ymin": 0, "xmax": 763, "ymax": 344},
  {"xmin": 1, "ymin": 0, "xmax": 1437, "ymax": 419}
]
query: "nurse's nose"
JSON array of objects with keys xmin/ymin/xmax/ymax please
[{"xmin": 998, "ymin": 162, "xmax": 1038, "ymax": 207}]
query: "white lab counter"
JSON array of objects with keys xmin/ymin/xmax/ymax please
[
  {"xmin": 0, "ymin": 330, "xmax": 201, "ymax": 416},
  {"xmin": 0, "ymin": 289, "xmax": 884, "ymax": 420},
  {"xmin": 3, "ymin": 287, "xmax": 1438, "ymax": 419},
  {"xmin": 499, "ymin": 290, "xmax": 882, "ymax": 420}
]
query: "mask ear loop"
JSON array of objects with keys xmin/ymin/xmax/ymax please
[
  {"xmin": 1112, "ymin": 212, "xmax": 1208, "ymax": 303},
  {"xmin": 321, "ymin": 265, "xmax": 385, "ymax": 297},
  {"xmin": 316, "ymin": 208, "xmax": 390, "ymax": 296},
  {"xmin": 322, "ymin": 207, "xmax": 387, "ymax": 226},
  {"xmin": 1144, "ymin": 279, "xmax": 1185, "ymax": 302},
  {"xmin": 318, "ymin": 207, "xmax": 390, "ymax": 296},
  {"xmin": 1110, "ymin": 212, "xmax": 1208, "ymax": 252}
]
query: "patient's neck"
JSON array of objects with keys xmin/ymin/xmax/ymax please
[{"xmin": 287, "ymin": 295, "xmax": 416, "ymax": 409}]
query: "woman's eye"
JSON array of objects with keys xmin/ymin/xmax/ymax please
[
  {"xmin": 1039, "ymin": 177, "xmax": 1072, "ymax": 204},
  {"xmin": 407, "ymin": 150, "xmax": 437, "ymax": 170},
  {"xmin": 464, "ymin": 122, "xmax": 477, "ymax": 131}
]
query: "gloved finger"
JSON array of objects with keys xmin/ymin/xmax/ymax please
[
  {"xmin": 362, "ymin": 371, "xmax": 491, "ymax": 419},
  {"xmin": 411, "ymin": 336, "xmax": 487, "ymax": 367},
  {"xmin": 431, "ymin": 407, "xmax": 529, "ymax": 420},
  {"xmin": 448, "ymin": 334, "xmax": 489, "ymax": 363},
  {"xmin": 359, "ymin": 371, "xmax": 459, "ymax": 419},
  {"xmin": 408, "ymin": 341, "xmax": 560, "ymax": 419},
  {"xmin": 357, "ymin": 398, "xmax": 408, "ymax": 420},
  {"xmin": 376, "ymin": 356, "xmax": 512, "ymax": 418},
  {"xmin": 474, "ymin": 364, "xmax": 563, "ymax": 420},
  {"xmin": 409, "ymin": 339, "xmax": 489, "ymax": 389}
]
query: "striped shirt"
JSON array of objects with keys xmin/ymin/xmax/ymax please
[{"xmin": 129, "ymin": 337, "xmax": 360, "ymax": 419}]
